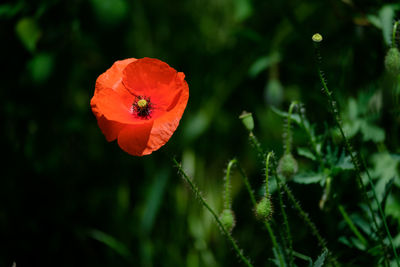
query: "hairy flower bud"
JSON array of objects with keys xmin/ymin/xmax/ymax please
[
  {"xmin": 219, "ymin": 209, "xmax": 235, "ymax": 232},
  {"xmin": 255, "ymin": 197, "xmax": 273, "ymax": 221},
  {"xmin": 265, "ymin": 79, "xmax": 284, "ymax": 106},
  {"xmin": 385, "ymin": 47, "xmax": 400, "ymax": 76},
  {"xmin": 277, "ymin": 153, "xmax": 298, "ymax": 180}
]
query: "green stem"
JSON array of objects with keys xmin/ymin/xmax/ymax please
[
  {"xmin": 224, "ymin": 159, "xmax": 236, "ymax": 209},
  {"xmin": 236, "ymin": 163, "xmax": 257, "ymax": 207},
  {"xmin": 281, "ymin": 183, "xmax": 328, "ymax": 252},
  {"xmin": 361, "ymin": 156, "xmax": 400, "ymax": 267},
  {"xmin": 173, "ymin": 159, "xmax": 254, "ymax": 267},
  {"xmin": 246, "ymin": 129, "xmax": 337, "ymax": 265},
  {"xmin": 265, "ymin": 153, "xmax": 272, "ymax": 198},
  {"xmin": 298, "ymin": 103, "xmax": 322, "ymax": 162},
  {"xmin": 338, "ymin": 205, "xmax": 368, "ymax": 246},
  {"xmin": 285, "ymin": 102, "xmax": 298, "ymax": 155},
  {"xmin": 236, "ymin": 162, "xmax": 285, "ymax": 267},
  {"xmin": 270, "ymin": 153, "xmax": 294, "ymax": 267},
  {"xmin": 249, "ymin": 131, "xmax": 265, "ymax": 159},
  {"xmin": 313, "ymin": 37, "xmax": 393, "ymax": 266},
  {"xmin": 392, "ymin": 21, "xmax": 399, "ymax": 48},
  {"xmin": 282, "ymin": 183, "xmax": 342, "ymax": 267}
]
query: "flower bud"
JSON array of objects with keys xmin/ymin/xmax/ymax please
[
  {"xmin": 219, "ymin": 209, "xmax": 235, "ymax": 232},
  {"xmin": 312, "ymin": 33, "xmax": 323, "ymax": 43},
  {"xmin": 255, "ymin": 197, "xmax": 273, "ymax": 221},
  {"xmin": 277, "ymin": 153, "xmax": 298, "ymax": 180},
  {"xmin": 239, "ymin": 111, "xmax": 254, "ymax": 132},
  {"xmin": 385, "ymin": 47, "xmax": 400, "ymax": 76},
  {"xmin": 264, "ymin": 79, "xmax": 283, "ymax": 106}
]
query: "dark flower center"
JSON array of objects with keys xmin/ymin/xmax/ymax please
[{"xmin": 133, "ymin": 96, "xmax": 152, "ymax": 118}]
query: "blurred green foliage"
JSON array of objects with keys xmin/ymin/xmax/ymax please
[{"xmin": 1, "ymin": 0, "xmax": 400, "ymax": 266}]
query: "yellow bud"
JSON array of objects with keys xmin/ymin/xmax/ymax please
[{"xmin": 312, "ymin": 33, "xmax": 323, "ymax": 43}]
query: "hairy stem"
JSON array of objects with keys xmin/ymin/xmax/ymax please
[
  {"xmin": 313, "ymin": 37, "xmax": 396, "ymax": 266},
  {"xmin": 285, "ymin": 101, "xmax": 298, "ymax": 155},
  {"xmin": 270, "ymin": 153, "xmax": 294, "ymax": 267},
  {"xmin": 224, "ymin": 159, "xmax": 236, "ymax": 209},
  {"xmin": 173, "ymin": 159, "xmax": 254, "ymax": 267},
  {"xmin": 392, "ymin": 20, "xmax": 399, "ymax": 48},
  {"xmin": 236, "ymin": 162, "xmax": 285, "ymax": 267},
  {"xmin": 361, "ymin": 156, "xmax": 399, "ymax": 266}
]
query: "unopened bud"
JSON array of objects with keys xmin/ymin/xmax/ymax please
[
  {"xmin": 219, "ymin": 209, "xmax": 235, "ymax": 232},
  {"xmin": 312, "ymin": 33, "xmax": 323, "ymax": 43},
  {"xmin": 385, "ymin": 47, "xmax": 400, "ymax": 76},
  {"xmin": 277, "ymin": 153, "xmax": 298, "ymax": 180},
  {"xmin": 265, "ymin": 79, "xmax": 284, "ymax": 106},
  {"xmin": 255, "ymin": 197, "xmax": 273, "ymax": 221}
]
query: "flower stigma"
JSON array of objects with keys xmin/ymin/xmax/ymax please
[
  {"xmin": 137, "ymin": 99, "xmax": 147, "ymax": 108},
  {"xmin": 133, "ymin": 96, "xmax": 152, "ymax": 118}
]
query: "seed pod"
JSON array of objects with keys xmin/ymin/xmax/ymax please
[
  {"xmin": 239, "ymin": 111, "xmax": 254, "ymax": 132},
  {"xmin": 264, "ymin": 79, "xmax": 284, "ymax": 106},
  {"xmin": 277, "ymin": 153, "xmax": 298, "ymax": 180},
  {"xmin": 385, "ymin": 47, "xmax": 400, "ymax": 76}
]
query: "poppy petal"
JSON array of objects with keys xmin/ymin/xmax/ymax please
[
  {"xmin": 97, "ymin": 115, "xmax": 125, "ymax": 142},
  {"xmin": 122, "ymin": 58, "xmax": 181, "ymax": 109},
  {"xmin": 95, "ymin": 58, "xmax": 137, "ymax": 97},
  {"xmin": 91, "ymin": 87, "xmax": 144, "ymax": 125},
  {"xmin": 147, "ymin": 79, "xmax": 189, "ymax": 150},
  {"xmin": 117, "ymin": 121, "xmax": 154, "ymax": 156}
]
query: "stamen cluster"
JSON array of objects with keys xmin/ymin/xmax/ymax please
[{"xmin": 133, "ymin": 96, "xmax": 152, "ymax": 118}]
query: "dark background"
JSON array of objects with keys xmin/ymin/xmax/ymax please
[{"xmin": 1, "ymin": 0, "xmax": 399, "ymax": 266}]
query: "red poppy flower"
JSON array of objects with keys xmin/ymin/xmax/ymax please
[{"xmin": 90, "ymin": 57, "xmax": 189, "ymax": 156}]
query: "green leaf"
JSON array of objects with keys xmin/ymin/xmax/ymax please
[
  {"xmin": 380, "ymin": 177, "xmax": 394, "ymax": 211},
  {"xmin": 233, "ymin": 0, "xmax": 253, "ymax": 22},
  {"xmin": 366, "ymin": 14, "xmax": 382, "ymax": 28},
  {"xmin": 270, "ymin": 106, "xmax": 301, "ymax": 124},
  {"xmin": 332, "ymin": 151, "xmax": 354, "ymax": 174},
  {"xmin": 140, "ymin": 169, "xmax": 169, "ymax": 234},
  {"xmin": 28, "ymin": 52, "xmax": 54, "ymax": 84},
  {"xmin": 297, "ymin": 147, "xmax": 316, "ymax": 161},
  {"xmin": 348, "ymin": 98, "xmax": 358, "ymax": 119},
  {"xmin": 88, "ymin": 229, "xmax": 132, "ymax": 261},
  {"xmin": 370, "ymin": 152, "xmax": 400, "ymax": 200},
  {"xmin": 248, "ymin": 52, "xmax": 281, "ymax": 78},
  {"xmin": 385, "ymin": 194, "xmax": 400, "ymax": 223},
  {"xmin": 360, "ymin": 122, "xmax": 385, "ymax": 143},
  {"xmin": 0, "ymin": 2, "xmax": 24, "ymax": 19},
  {"xmin": 15, "ymin": 17, "xmax": 41, "ymax": 53},
  {"xmin": 90, "ymin": 0, "xmax": 128, "ymax": 26},
  {"xmin": 293, "ymin": 172, "xmax": 324, "ymax": 184},
  {"xmin": 313, "ymin": 249, "xmax": 328, "ymax": 267}
]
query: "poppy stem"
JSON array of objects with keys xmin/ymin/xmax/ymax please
[
  {"xmin": 236, "ymin": 162, "xmax": 286, "ymax": 267},
  {"xmin": 173, "ymin": 159, "xmax": 255, "ymax": 267},
  {"xmin": 224, "ymin": 159, "xmax": 236, "ymax": 210},
  {"xmin": 284, "ymin": 101, "xmax": 298, "ymax": 155},
  {"xmin": 312, "ymin": 33, "xmax": 398, "ymax": 266},
  {"xmin": 268, "ymin": 152, "xmax": 294, "ymax": 267}
]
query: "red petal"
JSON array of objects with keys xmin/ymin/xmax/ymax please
[
  {"xmin": 122, "ymin": 58, "xmax": 181, "ymax": 110},
  {"xmin": 91, "ymin": 87, "xmax": 147, "ymax": 125},
  {"xmin": 147, "ymin": 77, "xmax": 189, "ymax": 150},
  {"xmin": 97, "ymin": 115, "xmax": 125, "ymax": 142},
  {"xmin": 117, "ymin": 121, "xmax": 154, "ymax": 156},
  {"xmin": 95, "ymin": 58, "xmax": 136, "ymax": 97}
]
